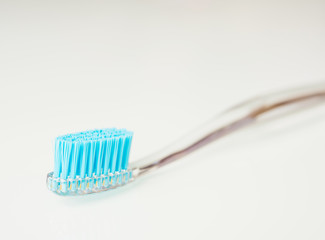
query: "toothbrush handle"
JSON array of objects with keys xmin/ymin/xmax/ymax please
[{"xmin": 130, "ymin": 82, "xmax": 325, "ymax": 177}]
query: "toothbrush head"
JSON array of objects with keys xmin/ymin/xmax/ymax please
[{"xmin": 47, "ymin": 128, "xmax": 133, "ymax": 195}]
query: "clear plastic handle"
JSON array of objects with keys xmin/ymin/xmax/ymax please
[{"xmin": 130, "ymin": 82, "xmax": 325, "ymax": 177}]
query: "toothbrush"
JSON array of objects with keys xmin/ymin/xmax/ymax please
[{"xmin": 47, "ymin": 82, "xmax": 325, "ymax": 195}]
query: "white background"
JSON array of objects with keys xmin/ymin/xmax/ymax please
[{"xmin": 1, "ymin": 1, "xmax": 325, "ymax": 239}]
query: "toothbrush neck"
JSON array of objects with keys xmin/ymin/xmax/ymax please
[{"xmin": 131, "ymin": 83, "xmax": 325, "ymax": 177}]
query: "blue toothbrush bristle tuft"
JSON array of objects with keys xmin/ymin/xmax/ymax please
[{"xmin": 53, "ymin": 128, "xmax": 133, "ymax": 181}]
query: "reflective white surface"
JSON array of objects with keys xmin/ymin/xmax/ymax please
[{"xmin": 1, "ymin": 1, "xmax": 325, "ymax": 239}]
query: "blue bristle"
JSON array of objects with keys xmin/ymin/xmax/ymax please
[{"xmin": 53, "ymin": 128, "xmax": 133, "ymax": 180}]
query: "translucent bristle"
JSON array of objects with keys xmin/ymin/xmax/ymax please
[
  {"xmin": 52, "ymin": 128, "xmax": 133, "ymax": 192},
  {"xmin": 47, "ymin": 170, "xmax": 133, "ymax": 195}
]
